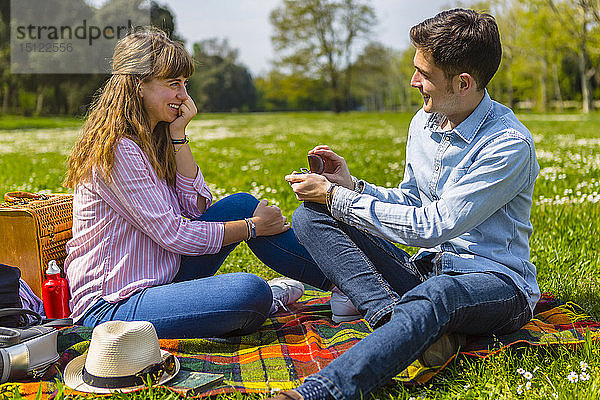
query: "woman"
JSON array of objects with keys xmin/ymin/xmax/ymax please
[{"xmin": 63, "ymin": 28, "xmax": 331, "ymax": 338}]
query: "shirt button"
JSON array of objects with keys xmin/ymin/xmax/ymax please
[
  {"xmin": 435, "ymin": 165, "xmax": 440, "ymax": 171},
  {"xmin": 445, "ymin": 136, "xmax": 450, "ymax": 141}
]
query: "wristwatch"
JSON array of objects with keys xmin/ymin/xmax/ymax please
[{"xmin": 351, "ymin": 176, "xmax": 365, "ymax": 193}]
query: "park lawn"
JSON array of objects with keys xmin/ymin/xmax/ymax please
[{"xmin": 0, "ymin": 112, "xmax": 599, "ymax": 399}]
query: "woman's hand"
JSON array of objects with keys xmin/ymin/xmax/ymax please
[
  {"xmin": 252, "ymin": 199, "xmax": 290, "ymax": 236},
  {"xmin": 169, "ymin": 96, "xmax": 197, "ymax": 139}
]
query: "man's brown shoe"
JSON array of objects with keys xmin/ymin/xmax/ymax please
[{"xmin": 418, "ymin": 332, "xmax": 466, "ymax": 367}]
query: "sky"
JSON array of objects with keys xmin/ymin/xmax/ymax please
[{"xmin": 165, "ymin": 0, "xmax": 454, "ymax": 76}]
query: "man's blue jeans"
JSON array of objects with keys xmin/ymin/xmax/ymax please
[
  {"xmin": 292, "ymin": 202, "xmax": 532, "ymax": 400},
  {"xmin": 79, "ymin": 193, "xmax": 330, "ymax": 338}
]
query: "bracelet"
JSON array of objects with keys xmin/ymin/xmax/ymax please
[
  {"xmin": 248, "ymin": 218, "xmax": 257, "ymax": 239},
  {"xmin": 174, "ymin": 143, "xmax": 187, "ymax": 153},
  {"xmin": 171, "ymin": 135, "xmax": 189, "ymax": 145},
  {"xmin": 244, "ymin": 218, "xmax": 251, "ymax": 240},
  {"xmin": 244, "ymin": 218, "xmax": 257, "ymax": 240},
  {"xmin": 326, "ymin": 183, "xmax": 338, "ymax": 211}
]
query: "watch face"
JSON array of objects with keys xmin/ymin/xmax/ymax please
[{"xmin": 358, "ymin": 181, "xmax": 365, "ymax": 192}]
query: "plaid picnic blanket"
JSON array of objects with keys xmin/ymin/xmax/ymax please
[{"xmin": 3, "ymin": 289, "xmax": 600, "ymax": 399}]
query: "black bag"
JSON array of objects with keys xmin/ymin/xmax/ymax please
[{"xmin": 0, "ymin": 264, "xmax": 23, "ymax": 327}]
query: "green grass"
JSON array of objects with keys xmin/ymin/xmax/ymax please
[
  {"xmin": 0, "ymin": 112, "xmax": 599, "ymax": 399},
  {"xmin": 0, "ymin": 115, "xmax": 84, "ymax": 131}
]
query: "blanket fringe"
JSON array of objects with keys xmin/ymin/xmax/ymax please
[{"xmin": 558, "ymin": 302, "xmax": 592, "ymax": 324}]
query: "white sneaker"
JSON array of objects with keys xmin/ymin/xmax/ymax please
[
  {"xmin": 268, "ymin": 277, "xmax": 305, "ymax": 314},
  {"xmin": 330, "ymin": 287, "xmax": 362, "ymax": 323}
]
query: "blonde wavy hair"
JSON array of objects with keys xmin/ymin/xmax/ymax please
[{"xmin": 64, "ymin": 27, "xmax": 194, "ymax": 188}]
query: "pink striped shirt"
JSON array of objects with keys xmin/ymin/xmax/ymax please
[{"xmin": 65, "ymin": 138, "xmax": 224, "ymax": 321}]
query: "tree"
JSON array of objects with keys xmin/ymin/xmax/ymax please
[
  {"xmin": 495, "ymin": 0, "xmax": 570, "ymax": 111},
  {"xmin": 150, "ymin": 1, "xmax": 185, "ymax": 43},
  {"xmin": 0, "ymin": 0, "xmax": 184, "ymax": 115},
  {"xmin": 188, "ymin": 38, "xmax": 257, "ymax": 112},
  {"xmin": 351, "ymin": 41, "xmax": 420, "ymax": 112},
  {"xmin": 0, "ymin": 0, "xmax": 13, "ymax": 113},
  {"xmin": 270, "ymin": 0, "xmax": 375, "ymax": 112},
  {"xmin": 351, "ymin": 42, "xmax": 392, "ymax": 111},
  {"xmin": 255, "ymin": 70, "xmax": 330, "ymax": 111},
  {"xmin": 544, "ymin": 0, "xmax": 599, "ymax": 112},
  {"xmin": 468, "ymin": 0, "xmax": 598, "ymax": 112}
]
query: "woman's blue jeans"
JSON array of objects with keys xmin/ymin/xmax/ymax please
[
  {"xmin": 292, "ymin": 202, "xmax": 532, "ymax": 400},
  {"xmin": 79, "ymin": 193, "xmax": 330, "ymax": 338}
]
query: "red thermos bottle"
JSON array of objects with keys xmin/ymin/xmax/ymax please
[{"xmin": 42, "ymin": 260, "xmax": 71, "ymax": 318}]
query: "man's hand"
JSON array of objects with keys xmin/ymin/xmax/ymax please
[
  {"xmin": 308, "ymin": 145, "xmax": 354, "ymax": 189},
  {"xmin": 285, "ymin": 173, "xmax": 331, "ymax": 204},
  {"xmin": 169, "ymin": 96, "xmax": 198, "ymax": 139},
  {"xmin": 252, "ymin": 199, "xmax": 290, "ymax": 236}
]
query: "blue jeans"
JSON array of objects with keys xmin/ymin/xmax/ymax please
[
  {"xmin": 292, "ymin": 202, "xmax": 532, "ymax": 400},
  {"xmin": 79, "ymin": 193, "xmax": 330, "ymax": 338}
]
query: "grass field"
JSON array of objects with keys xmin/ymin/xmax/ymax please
[{"xmin": 1, "ymin": 111, "xmax": 599, "ymax": 399}]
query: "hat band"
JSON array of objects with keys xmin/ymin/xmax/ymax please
[
  {"xmin": 82, "ymin": 367, "xmax": 147, "ymax": 389},
  {"xmin": 81, "ymin": 354, "xmax": 175, "ymax": 389}
]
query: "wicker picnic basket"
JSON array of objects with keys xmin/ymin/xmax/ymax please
[{"xmin": 0, "ymin": 191, "xmax": 73, "ymax": 297}]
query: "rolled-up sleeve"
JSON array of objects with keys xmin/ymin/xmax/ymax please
[{"xmin": 175, "ymin": 168, "xmax": 214, "ymax": 219}]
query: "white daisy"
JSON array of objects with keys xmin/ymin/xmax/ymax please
[
  {"xmin": 523, "ymin": 371, "xmax": 533, "ymax": 380},
  {"xmin": 517, "ymin": 384, "xmax": 523, "ymax": 394},
  {"xmin": 580, "ymin": 372, "xmax": 591, "ymax": 381},
  {"xmin": 567, "ymin": 371, "xmax": 579, "ymax": 383}
]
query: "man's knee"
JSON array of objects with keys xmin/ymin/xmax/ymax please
[
  {"xmin": 398, "ymin": 276, "xmax": 460, "ymax": 321},
  {"xmin": 292, "ymin": 203, "xmax": 317, "ymax": 240}
]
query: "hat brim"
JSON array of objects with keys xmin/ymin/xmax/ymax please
[{"xmin": 64, "ymin": 349, "xmax": 180, "ymax": 394}]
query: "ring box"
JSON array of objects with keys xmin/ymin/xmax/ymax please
[{"xmin": 307, "ymin": 154, "xmax": 325, "ymax": 174}]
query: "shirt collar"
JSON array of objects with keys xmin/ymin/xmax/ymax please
[{"xmin": 426, "ymin": 90, "xmax": 493, "ymax": 144}]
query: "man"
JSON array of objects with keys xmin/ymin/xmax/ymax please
[{"xmin": 278, "ymin": 8, "xmax": 540, "ymax": 400}]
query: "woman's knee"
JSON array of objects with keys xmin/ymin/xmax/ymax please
[
  {"xmin": 206, "ymin": 193, "xmax": 259, "ymax": 221},
  {"xmin": 228, "ymin": 272, "xmax": 272, "ymax": 314}
]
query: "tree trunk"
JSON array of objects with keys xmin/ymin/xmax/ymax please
[
  {"xmin": 343, "ymin": 59, "xmax": 352, "ymax": 112},
  {"xmin": 35, "ymin": 87, "xmax": 46, "ymax": 116},
  {"xmin": 1, "ymin": 84, "xmax": 9, "ymax": 114},
  {"xmin": 330, "ymin": 70, "xmax": 342, "ymax": 113},
  {"xmin": 578, "ymin": 50, "xmax": 592, "ymax": 113},
  {"xmin": 537, "ymin": 59, "xmax": 547, "ymax": 112},
  {"xmin": 552, "ymin": 63, "xmax": 563, "ymax": 112},
  {"xmin": 341, "ymin": 33, "xmax": 351, "ymax": 112}
]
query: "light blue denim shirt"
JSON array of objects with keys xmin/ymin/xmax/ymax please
[{"xmin": 331, "ymin": 91, "xmax": 541, "ymax": 312}]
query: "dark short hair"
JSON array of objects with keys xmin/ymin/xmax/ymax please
[{"xmin": 410, "ymin": 8, "xmax": 501, "ymax": 90}]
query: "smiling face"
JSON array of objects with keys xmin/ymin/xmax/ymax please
[
  {"xmin": 140, "ymin": 76, "xmax": 189, "ymax": 130},
  {"xmin": 410, "ymin": 48, "xmax": 460, "ymax": 118}
]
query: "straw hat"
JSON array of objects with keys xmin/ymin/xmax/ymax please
[{"xmin": 64, "ymin": 320, "xmax": 180, "ymax": 393}]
